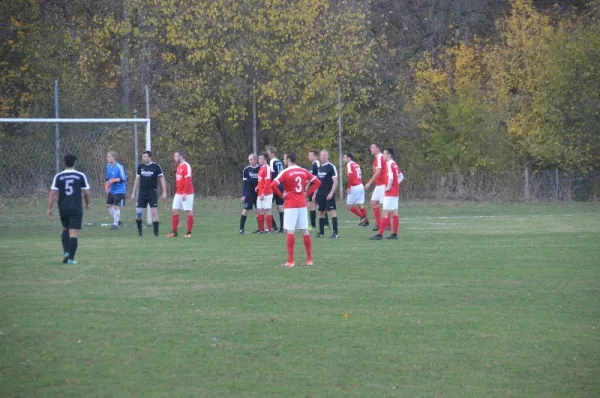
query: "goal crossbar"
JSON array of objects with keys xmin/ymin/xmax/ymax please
[{"xmin": 0, "ymin": 118, "xmax": 149, "ymax": 123}]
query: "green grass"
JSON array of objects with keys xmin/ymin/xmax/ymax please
[{"xmin": 1, "ymin": 199, "xmax": 599, "ymax": 397}]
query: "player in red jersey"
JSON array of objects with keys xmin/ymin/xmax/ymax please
[
  {"xmin": 256, "ymin": 152, "xmax": 274, "ymax": 233},
  {"xmin": 166, "ymin": 151, "xmax": 194, "ymax": 238},
  {"xmin": 371, "ymin": 148, "xmax": 402, "ymax": 240},
  {"xmin": 364, "ymin": 143, "xmax": 387, "ymax": 231},
  {"xmin": 271, "ymin": 152, "xmax": 321, "ymax": 268},
  {"xmin": 343, "ymin": 152, "xmax": 369, "ymax": 226}
]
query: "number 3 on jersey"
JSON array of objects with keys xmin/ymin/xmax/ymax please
[{"xmin": 295, "ymin": 176, "xmax": 303, "ymax": 193}]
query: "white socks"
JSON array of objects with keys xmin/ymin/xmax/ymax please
[{"xmin": 113, "ymin": 208, "xmax": 120, "ymax": 226}]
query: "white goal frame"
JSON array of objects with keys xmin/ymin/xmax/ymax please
[{"xmin": 0, "ymin": 117, "xmax": 154, "ymax": 226}]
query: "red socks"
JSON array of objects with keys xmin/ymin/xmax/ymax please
[
  {"xmin": 258, "ymin": 214, "xmax": 265, "ymax": 231},
  {"xmin": 378, "ymin": 216, "xmax": 389, "ymax": 236},
  {"xmin": 286, "ymin": 234, "xmax": 295, "ymax": 263},
  {"xmin": 171, "ymin": 214, "xmax": 179, "ymax": 232},
  {"xmin": 350, "ymin": 206, "xmax": 363, "ymax": 218},
  {"xmin": 373, "ymin": 207, "xmax": 381, "ymax": 227},
  {"xmin": 360, "ymin": 207, "xmax": 368, "ymax": 220},
  {"xmin": 187, "ymin": 215, "xmax": 194, "ymax": 233},
  {"xmin": 392, "ymin": 215, "xmax": 399, "ymax": 235},
  {"xmin": 266, "ymin": 214, "xmax": 273, "ymax": 231},
  {"xmin": 303, "ymin": 235, "xmax": 312, "ymax": 262}
]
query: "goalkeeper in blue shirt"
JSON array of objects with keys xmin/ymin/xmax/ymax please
[{"xmin": 105, "ymin": 151, "xmax": 128, "ymax": 230}]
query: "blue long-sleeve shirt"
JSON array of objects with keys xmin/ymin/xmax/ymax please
[{"xmin": 105, "ymin": 162, "xmax": 127, "ymax": 194}]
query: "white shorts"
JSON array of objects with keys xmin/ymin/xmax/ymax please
[
  {"xmin": 257, "ymin": 194, "xmax": 273, "ymax": 210},
  {"xmin": 346, "ymin": 184, "xmax": 365, "ymax": 205},
  {"xmin": 172, "ymin": 194, "xmax": 194, "ymax": 211},
  {"xmin": 284, "ymin": 207, "xmax": 309, "ymax": 231},
  {"xmin": 383, "ymin": 196, "xmax": 399, "ymax": 211},
  {"xmin": 371, "ymin": 185, "xmax": 386, "ymax": 203}
]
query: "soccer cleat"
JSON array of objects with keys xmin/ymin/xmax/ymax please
[
  {"xmin": 370, "ymin": 234, "xmax": 383, "ymax": 240},
  {"xmin": 278, "ymin": 229, "xmax": 285, "ymax": 234},
  {"xmin": 359, "ymin": 219, "xmax": 370, "ymax": 227},
  {"xmin": 239, "ymin": 229, "xmax": 244, "ymax": 235},
  {"xmin": 372, "ymin": 226, "xmax": 379, "ymax": 232},
  {"xmin": 110, "ymin": 225, "xmax": 119, "ymax": 231},
  {"xmin": 118, "ymin": 221, "xmax": 122, "ymax": 226},
  {"xmin": 185, "ymin": 232, "xmax": 192, "ymax": 238},
  {"xmin": 282, "ymin": 262, "xmax": 295, "ymax": 268},
  {"xmin": 67, "ymin": 259, "xmax": 78, "ymax": 265},
  {"xmin": 62, "ymin": 252, "xmax": 69, "ymax": 264},
  {"xmin": 316, "ymin": 234, "xmax": 324, "ymax": 238},
  {"xmin": 386, "ymin": 234, "xmax": 398, "ymax": 240},
  {"xmin": 306, "ymin": 261, "xmax": 314, "ymax": 266},
  {"xmin": 330, "ymin": 233, "xmax": 339, "ymax": 239},
  {"xmin": 272, "ymin": 226, "xmax": 279, "ymax": 232},
  {"xmin": 165, "ymin": 231, "xmax": 178, "ymax": 238},
  {"xmin": 251, "ymin": 229, "xmax": 262, "ymax": 234}
]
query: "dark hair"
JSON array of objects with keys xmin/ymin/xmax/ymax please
[
  {"xmin": 385, "ymin": 147, "xmax": 394, "ymax": 157},
  {"xmin": 259, "ymin": 152, "xmax": 268, "ymax": 160},
  {"xmin": 286, "ymin": 152, "xmax": 297, "ymax": 164},
  {"xmin": 372, "ymin": 143, "xmax": 381, "ymax": 150},
  {"xmin": 175, "ymin": 150, "xmax": 186, "ymax": 159},
  {"xmin": 143, "ymin": 150, "xmax": 152, "ymax": 157},
  {"xmin": 309, "ymin": 150, "xmax": 319, "ymax": 157},
  {"xmin": 344, "ymin": 152, "xmax": 355, "ymax": 161},
  {"xmin": 64, "ymin": 154, "xmax": 77, "ymax": 168}
]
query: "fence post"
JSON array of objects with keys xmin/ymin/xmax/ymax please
[
  {"xmin": 54, "ymin": 80, "xmax": 60, "ymax": 173},
  {"xmin": 337, "ymin": 86, "xmax": 344, "ymax": 200},
  {"xmin": 524, "ymin": 162, "xmax": 531, "ymax": 201},
  {"xmin": 144, "ymin": 86, "xmax": 152, "ymax": 226},
  {"xmin": 554, "ymin": 168, "xmax": 559, "ymax": 200}
]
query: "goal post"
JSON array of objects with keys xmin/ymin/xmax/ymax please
[{"xmin": 0, "ymin": 117, "xmax": 154, "ymax": 227}]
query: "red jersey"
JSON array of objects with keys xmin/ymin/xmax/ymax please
[
  {"xmin": 385, "ymin": 160, "xmax": 401, "ymax": 197},
  {"xmin": 346, "ymin": 161, "xmax": 363, "ymax": 187},
  {"xmin": 257, "ymin": 164, "xmax": 273, "ymax": 195},
  {"xmin": 373, "ymin": 153, "xmax": 387, "ymax": 186},
  {"xmin": 176, "ymin": 161, "xmax": 194, "ymax": 194},
  {"xmin": 273, "ymin": 166, "xmax": 319, "ymax": 209}
]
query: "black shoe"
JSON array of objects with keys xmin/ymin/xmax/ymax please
[
  {"xmin": 239, "ymin": 229, "xmax": 244, "ymax": 235},
  {"xmin": 360, "ymin": 219, "xmax": 370, "ymax": 227},
  {"xmin": 386, "ymin": 234, "xmax": 398, "ymax": 240},
  {"xmin": 251, "ymin": 229, "xmax": 262, "ymax": 234},
  {"xmin": 372, "ymin": 226, "xmax": 379, "ymax": 232},
  {"xmin": 272, "ymin": 226, "xmax": 279, "ymax": 232},
  {"xmin": 138, "ymin": 233, "xmax": 143, "ymax": 238},
  {"xmin": 118, "ymin": 221, "xmax": 122, "ymax": 226},
  {"xmin": 370, "ymin": 234, "xmax": 382, "ymax": 240},
  {"xmin": 278, "ymin": 229, "xmax": 285, "ymax": 234},
  {"xmin": 316, "ymin": 234, "xmax": 324, "ymax": 238},
  {"xmin": 330, "ymin": 233, "xmax": 339, "ymax": 239},
  {"xmin": 110, "ymin": 225, "xmax": 119, "ymax": 231}
]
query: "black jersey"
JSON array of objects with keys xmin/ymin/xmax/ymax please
[
  {"xmin": 317, "ymin": 162, "xmax": 338, "ymax": 194},
  {"xmin": 269, "ymin": 158, "xmax": 284, "ymax": 179},
  {"xmin": 311, "ymin": 160, "xmax": 321, "ymax": 177},
  {"xmin": 242, "ymin": 165, "xmax": 260, "ymax": 196},
  {"xmin": 51, "ymin": 170, "xmax": 90, "ymax": 212},
  {"xmin": 137, "ymin": 161, "xmax": 164, "ymax": 190}
]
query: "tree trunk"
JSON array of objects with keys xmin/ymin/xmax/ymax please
[
  {"xmin": 120, "ymin": 0, "xmax": 131, "ymax": 107},
  {"xmin": 524, "ymin": 161, "xmax": 531, "ymax": 201}
]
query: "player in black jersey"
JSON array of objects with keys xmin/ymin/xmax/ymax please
[
  {"xmin": 239, "ymin": 153, "xmax": 260, "ymax": 234},
  {"xmin": 307, "ymin": 150, "xmax": 329, "ymax": 230},
  {"xmin": 48, "ymin": 154, "xmax": 91, "ymax": 264},
  {"xmin": 313, "ymin": 150, "xmax": 339, "ymax": 238},
  {"xmin": 266, "ymin": 146, "xmax": 283, "ymax": 232},
  {"xmin": 130, "ymin": 151, "xmax": 167, "ymax": 237}
]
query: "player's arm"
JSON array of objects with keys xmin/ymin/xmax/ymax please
[
  {"xmin": 398, "ymin": 171, "xmax": 404, "ymax": 184},
  {"xmin": 241, "ymin": 169, "xmax": 248, "ymax": 200},
  {"xmin": 386, "ymin": 162, "xmax": 393, "ymax": 191},
  {"xmin": 306, "ymin": 176, "xmax": 321, "ymax": 197},
  {"xmin": 130, "ymin": 175, "xmax": 141, "ymax": 200},
  {"xmin": 365, "ymin": 156, "xmax": 382, "ymax": 188},
  {"xmin": 271, "ymin": 179, "xmax": 284, "ymax": 198},
  {"xmin": 159, "ymin": 175, "xmax": 167, "ymax": 200},
  {"xmin": 83, "ymin": 189, "xmax": 91, "ymax": 209},
  {"xmin": 47, "ymin": 189, "xmax": 57, "ymax": 220},
  {"xmin": 327, "ymin": 166, "xmax": 338, "ymax": 199}
]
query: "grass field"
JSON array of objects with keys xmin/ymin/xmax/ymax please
[{"xmin": 1, "ymin": 198, "xmax": 599, "ymax": 397}]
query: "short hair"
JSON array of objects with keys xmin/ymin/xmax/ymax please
[
  {"xmin": 259, "ymin": 152, "xmax": 268, "ymax": 160},
  {"xmin": 309, "ymin": 150, "xmax": 319, "ymax": 157},
  {"xmin": 385, "ymin": 147, "xmax": 394, "ymax": 157},
  {"xmin": 265, "ymin": 146, "xmax": 277, "ymax": 156},
  {"xmin": 64, "ymin": 154, "xmax": 77, "ymax": 168},
  {"xmin": 344, "ymin": 152, "xmax": 355, "ymax": 161},
  {"xmin": 286, "ymin": 152, "xmax": 297, "ymax": 164},
  {"xmin": 371, "ymin": 143, "xmax": 381, "ymax": 150},
  {"xmin": 107, "ymin": 151, "xmax": 117, "ymax": 159},
  {"xmin": 143, "ymin": 150, "xmax": 152, "ymax": 157},
  {"xmin": 249, "ymin": 153, "xmax": 257, "ymax": 160},
  {"xmin": 320, "ymin": 149, "xmax": 329, "ymax": 156},
  {"xmin": 175, "ymin": 150, "xmax": 186, "ymax": 158}
]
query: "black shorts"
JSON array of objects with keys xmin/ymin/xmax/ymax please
[
  {"xmin": 107, "ymin": 193, "xmax": 125, "ymax": 206},
  {"xmin": 316, "ymin": 193, "xmax": 336, "ymax": 212},
  {"xmin": 243, "ymin": 194, "xmax": 257, "ymax": 210},
  {"xmin": 137, "ymin": 189, "xmax": 158, "ymax": 208},
  {"xmin": 60, "ymin": 210, "xmax": 83, "ymax": 230}
]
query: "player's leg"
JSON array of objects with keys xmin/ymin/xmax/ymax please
[
  {"xmin": 386, "ymin": 200, "xmax": 400, "ymax": 239},
  {"xmin": 308, "ymin": 199, "xmax": 317, "ymax": 230},
  {"xmin": 150, "ymin": 190, "xmax": 159, "ymax": 237},
  {"xmin": 346, "ymin": 187, "xmax": 363, "ymax": 221},
  {"xmin": 357, "ymin": 186, "xmax": 369, "ymax": 225},
  {"xmin": 265, "ymin": 208, "xmax": 273, "ymax": 232},
  {"xmin": 167, "ymin": 195, "xmax": 182, "ymax": 237},
  {"xmin": 317, "ymin": 194, "xmax": 327, "ymax": 237},
  {"xmin": 240, "ymin": 207, "xmax": 249, "ymax": 234},
  {"xmin": 296, "ymin": 207, "xmax": 313, "ymax": 266},
  {"xmin": 327, "ymin": 196, "xmax": 338, "ymax": 238},
  {"xmin": 282, "ymin": 208, "xmax": 298, "ymax": 267},
  {"xmin": 370, "ymin": 186, "xmax": 383, "ymax": 230},
  {"xmin": 277, "ymin": 203, "xmax": 285, "ymax": 233},
  {"xmin": 256, "ymin": 197, "xmax": 266, "ymax": 232},
  {"xmin": 378, "ymin": 209, "xmax": 390, "ymax": 237},
  {"xmin": 270, "ymin": 197, "xmax": 279, "ymax": 231},
  {"xmin": 136, "ymin": 191, "xmax": 148, "ymax": 237},
  {"xmin": 59, "ymin": 212, "xmax": 70, "ymax": 263},
  {"xmin": 106, "ymin": 194, "xmax": 115, "ymax": 223},
  {"xmin": 183, "ymin": 194, "xmax": 194, "ymax": 237},
  {"xmin": 66, "ymin": 212, "xmax": 82, "ymax": 264}
]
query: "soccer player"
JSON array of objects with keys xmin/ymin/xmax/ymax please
[
  {"xmin": 256, "ymin": 152, "xmax": 274, "ymax": 233},
  {"xmin": 240, "ymin": 153, "xmax": 260, "ymax": 234},
  {"xmin": 105, "ymin": 151, "xmax": 127, "ymax": 230},
  {"xmin": 371, "ymin": 148, "xmax": 402, "ymax": 240},
  {"xmin": 130, "ymin": 150, "xmax": 167, "ymax": 237},
  {"xmin": 307, "ymin": 150, "xmax": 329, "ymax": 230},
  {"xmin": 313, "ymin": 150, "xmax": 339, "ymax": 238},
  {"xmin": 343, "ymin": 152, "xmax": 369, "ymax": 226},
  {"xmin": 48, "ymin": 154, "xmax": 91, "ymax": 264},
  {"xmin": 364, "ymin": 143, "xmax": 386, "ymax": 231},
  {"xmin": 266, "ymin": 145, "xmax": 283, "ymax": 232},
  {"xmin": 271, "ymin": 152, "xmax": 321, "ymax": 267},
  {"xmin": 166, "ymin": 151, "xmax": 194, "ymax": 238}
]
